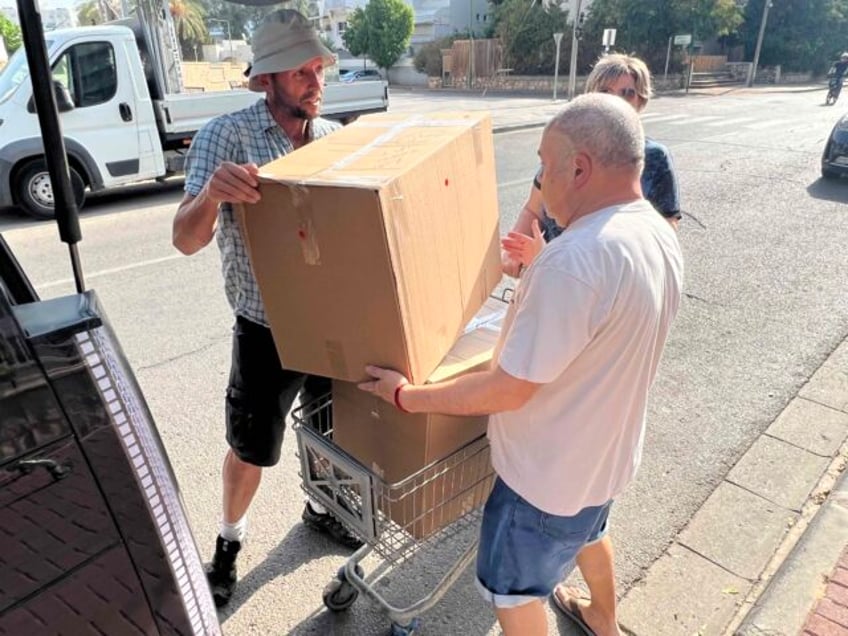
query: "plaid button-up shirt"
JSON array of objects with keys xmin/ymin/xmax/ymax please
[{"xmin": 184, "ymin": 98, "xmax": 340, "ymax": 326}]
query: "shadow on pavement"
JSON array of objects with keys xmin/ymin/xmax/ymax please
[
  {"xmin": 806, "ymin": 177, "xmax": 848, "ymax": 203},
  {"xmin": 286, "ymin": 557, "xmax": 499, "ymax": 636},
  {"xmin": 217, "ymin": 522, "xmax": 357, "ymax": 622}
]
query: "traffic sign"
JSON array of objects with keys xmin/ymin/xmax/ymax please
[
  {"xmin": 603, "ymin": 29, "xmax": 617, "ymax": 47},
  {"xmin": 674, "ymin": 34, "xmax": 692, "ymax": 46}
]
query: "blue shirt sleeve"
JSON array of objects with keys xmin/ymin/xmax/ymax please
[{"xmin": 642, "ymin": 139, "xmax": 681, "ymax": 219}]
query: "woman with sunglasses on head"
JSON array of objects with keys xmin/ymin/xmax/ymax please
[{"xmin": 502, "ymin": 53, "xmax": 681, "ymax": 278}]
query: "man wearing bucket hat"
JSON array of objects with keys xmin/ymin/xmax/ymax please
[{"xmin": 172, "ymin": 9, "xmax": 361, "ymax": 608}]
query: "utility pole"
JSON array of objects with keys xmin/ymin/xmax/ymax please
[
  {"xmin": 567, "ymin": 0, "xmax": 583, "ymax": 100},
  {"xmin": 749, "ymin": 0, "xmax": 773, "ymax": 87},
  {"xmin": 468, "ymin": 0, "xmax": 474, "ymax": 89},
  {"xmin": 553, "ymin": 32, "xmax": 564, "ymax": 101}
]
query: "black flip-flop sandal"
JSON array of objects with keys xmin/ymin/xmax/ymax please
[{"xmin": 551, "ymin": 588, "xmax": 597, "ymax": 636}]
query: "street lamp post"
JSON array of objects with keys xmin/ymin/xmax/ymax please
[
  {"xmin": 208, "ymin": 18, "xmax": 233, "ymax": 62},
  {"xmin": 567, "ymin": 0, "xmax": 583, "ymax": 101},
  {"xmin": 467, "ymin": 0, "xmax": 474, "ymax": 89},
  {"xmin": 749, "ymin": 0, "xmax": 773, "ymax": 87},
  {"xmin": 553, "ymin": 32, "xmax": 564, "ymax": 101}
]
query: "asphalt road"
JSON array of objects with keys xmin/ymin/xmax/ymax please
[{"xmin": 2, "ymin": 86, "xmax": 847, "ymax": 635}]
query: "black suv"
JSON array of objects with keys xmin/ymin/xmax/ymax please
[{"xmin": 1, "ymin": 3, "xmax": 219, "ymax": 632}]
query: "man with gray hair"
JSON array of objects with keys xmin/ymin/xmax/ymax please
[
  {"xmin": 172, "ymin": 9, "xmax": 361, "ymax": 608},
  {"xmin": 362, "ymin": 93, "xmax": 683, "ymax": 635}
]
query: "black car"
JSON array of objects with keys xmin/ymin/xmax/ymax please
[{"xmin": 821, "ymin": 112, "xmax": 848, "ymax": 179}]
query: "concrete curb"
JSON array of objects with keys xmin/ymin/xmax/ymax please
[
  {"xmin": 735, "ymin": 468, "xmax": 848, "ymax": 635},
  {"xmin": 493, "ymin": 121, "xmax": 549, "ymax": 134}
]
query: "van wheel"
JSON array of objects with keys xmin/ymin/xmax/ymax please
[{"xmin": 15, "ymin": 159, "xmax": 86, "ymax": 220}]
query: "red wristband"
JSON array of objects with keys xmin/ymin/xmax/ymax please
[{"xmin": 394, "ymin": 383, "xmax": 410, "ymax": 413}]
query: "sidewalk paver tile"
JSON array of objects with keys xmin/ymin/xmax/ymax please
[
  {"xmin": 799, "ymin": 342, "xmax": 848, "ymax": 413},
  {"xmin": 766, "ymin": 398, "xmax": 848, "ymax": 457},
  {"xmin": 618, "ymin": 544, "xmax": 750, "ymax": 636},
  {"xmin": 817, "ymin": 598, "xmax": 848, "ymax": 627},
  {"xmin": 726, "ymin": 435, "xmax": 829, "ymax": 510},
  {"xmin": 678, "ymin": 482, "xmax": 796, "ymax": 579},
  {"xmin": 804, "ymin": 613, "xmax": 846, "ymax": 636},
  {"xmin": 825, "ymin": 581, "xmax": 848, "ymax": 607}
]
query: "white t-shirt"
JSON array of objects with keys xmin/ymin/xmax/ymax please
[{"xmin": 489, "ymin": 199, "xmax": 683, "ymax": 516}]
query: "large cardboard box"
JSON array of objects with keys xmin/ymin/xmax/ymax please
[
  {"xmin": 332, "ymin": 297, "xmax": 506, "ymax": 538},
  {"xmin": 239, "ymin": 112, "xmax": 502, "ymax": 384}
]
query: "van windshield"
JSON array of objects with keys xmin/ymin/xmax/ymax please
[{"xmin": 0, "ymin": 41, "xmax": 53, "ymax": 104}]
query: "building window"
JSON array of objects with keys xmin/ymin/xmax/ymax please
[{"xmin": 338, "ymin": 21, "xmax": 347, "ymax": 32}]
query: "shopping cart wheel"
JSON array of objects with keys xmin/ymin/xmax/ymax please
[
  {"xmin": 322, "ymin": 564, "xmax": 365, "ymax": 612},
  {"xmin": 322, "ymin": 578, "xmax": 358, "ymax": 612},
  {"xmin": 389, "ymin": 618, "xmax": 421, "ymax": 636}
]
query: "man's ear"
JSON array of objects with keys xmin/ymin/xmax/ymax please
[
  {"xmin": 574, "ymin": 153, "xmax": 591, "ymax": 186},
  {"xmin": 255, "ymin": 73, "xmax": 272, "ymax": 90}
]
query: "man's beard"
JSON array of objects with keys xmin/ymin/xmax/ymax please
[{"xmin": 275, "ymin": 89, "xmax": 321, "ymax": 120}]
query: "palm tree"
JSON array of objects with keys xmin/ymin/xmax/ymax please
[
  {"xmin": 76, "ymin": 0, "xmax": 106, "ymax": 26},
  {"xmin": 170, "ymin": 0, "xmax": 209, "ymax": 51}
]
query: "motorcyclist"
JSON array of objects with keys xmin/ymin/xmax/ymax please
[
  {"xmin": 826, "ymin": 53, "xmax": 848, "ymax": 103},
  {"xmin": 828, "ymin": 52, "xmax": 848, "ymax": 87}
]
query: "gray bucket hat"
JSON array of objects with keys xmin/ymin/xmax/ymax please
[{"xmin": 247, "ymin": 9, "xmax": 336, "ymax": 92}]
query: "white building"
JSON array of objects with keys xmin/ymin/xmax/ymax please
[{"xmin": 0, "ymin": 2, "xmax": 77, "ymax": 29}]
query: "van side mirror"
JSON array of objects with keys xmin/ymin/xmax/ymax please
[{"xmin": 27, "ymin": 80, "xmax": 75, "ymax": 114}]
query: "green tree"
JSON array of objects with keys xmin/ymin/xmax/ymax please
[
  {"xmin": 76, "ymin": 0, "xmax": 105, "ymax": 26},
  {"xmin": 0, "ymin": 13, "xmax": 22, "ymax": 53},
  {"xmin": 170, "ymin": 0, "xmax": 209, "ymax": 58},
  {"xmin": 493, "ymin": 0, "xmax": 569, "ymax": 74},
  {"xmin": 741, "ymin": 0, "xmax": 848, "ymax": 74},
  {"xmin": 343, "ymin": 6, "xmax": 369, "ymax": 63},
  {"xmin": 356, "ymin": 0, "xmax": 413, "ymax": 72},
  {"xmin": 578, "ymin": 0, "xmax": 743, "ymax": 73},
  {"xmin": 414, "ymin": 34, "xmax": 462, "ymax": 76},
  {"xmin": 196, "ymin": 0, "xmax": 275, "ymax": 43}
]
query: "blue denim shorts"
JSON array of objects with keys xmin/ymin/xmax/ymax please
[{"xmin": 475, "ymin": 477, "xmax": 612, "ymax": 608}]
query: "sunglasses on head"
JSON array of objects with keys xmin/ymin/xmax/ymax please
[{"xmin": 600, "ymin": 87, "xmax": 638, "ymax": 99}]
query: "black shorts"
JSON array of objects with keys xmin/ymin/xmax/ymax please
[{"xmin": 225, "ymin": 315, "xmax": 329, "ymax": 467}]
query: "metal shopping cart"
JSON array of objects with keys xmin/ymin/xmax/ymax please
[{"xmin": 292, "ymin": 393, "xmax": 495, "ymax": 636}]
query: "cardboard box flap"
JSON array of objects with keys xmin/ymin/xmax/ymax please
[{"xmin": 256, "ymin": 112, "xmax": 492, "ymax": 190}]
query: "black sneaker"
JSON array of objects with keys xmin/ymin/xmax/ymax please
[
  {"xmin": 204, "ymin": 535, "xmax": 241, "ymax": 607},
  {"xmin": 302, "ymin": 502, "xmax": 363, "ymax": 549}
]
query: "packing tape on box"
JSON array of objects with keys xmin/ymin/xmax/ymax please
[
  {"xmin": 256, "ymin": 116, "xmax": 487, "ymax": 189},
  {"xmin": 327, "ymin": 116, "xmax": 485, "ymax": 173}
]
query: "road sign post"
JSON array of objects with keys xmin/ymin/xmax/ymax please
[
  {"xmin": 566, "ymin": 0, "xmax": 583, "ymax": 100},
  {"xmin": 666, "ymin": 34, "xmax": 691, "ymax": 81},
  {"xmin": 553, "ymin": 32, "xmax": 564, "ymax": 101},
  {"xmin": 602, "ymin": 28, "xmax": 616, "ymax": 55}
]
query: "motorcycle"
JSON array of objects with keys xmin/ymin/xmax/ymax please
[{"xmin": 826, "ymin": 74, "xmax": 844, "ymax": 105}]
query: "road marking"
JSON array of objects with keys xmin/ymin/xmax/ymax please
[
  {"xmin": 704, "ymin": 117, "xmax": 754, "ymax": 127},
  {"xmin": 39, "ymin": 254, "xmax": 184, "ymax": 290},
  {"xmin": 747, "ymin": 118, "xmax": 793, "ymax": 130},
  {"xmin": 640, "ymin": 114, "xmax": 689, "ymax": 123},
  {"xmin": 499, "ymin": 177, "xmax": 533, "ymax": 190},
  {"xmin": 679, "ymin": 116, "xmax": 724, "ymax": 124}
]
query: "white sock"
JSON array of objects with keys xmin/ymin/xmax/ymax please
[
  {"xmin": 220, "ymin": 515, "xmax": 247, "ymax": 543},
  {"xmin": 309, "ymin": 500, "xmax": 327, "ymax": 515}
]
